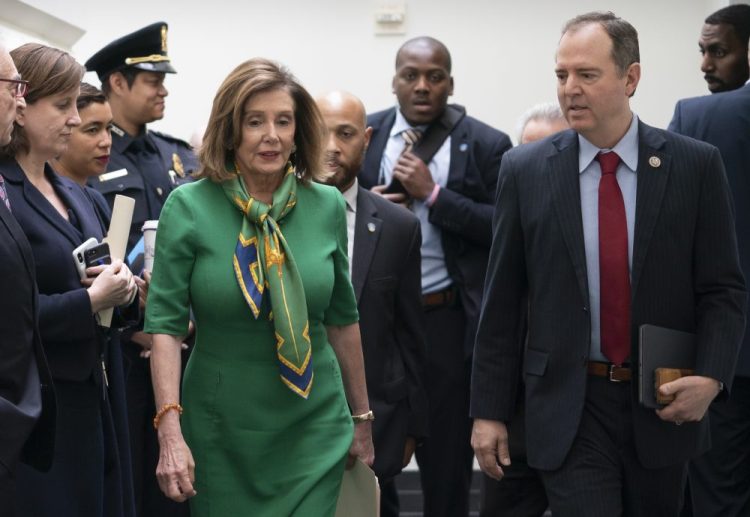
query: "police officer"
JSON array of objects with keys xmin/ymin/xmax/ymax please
[
  {"xmin": 86, "ymin": 22, "xmax": 196, "ymax": 517},
  {"xmin": 86, "ymin": 21, "xmax": 197, "ymax": 252}
]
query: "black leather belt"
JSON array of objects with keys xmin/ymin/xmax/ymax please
[
  {"xmin": 422, "ymin": 287, "xmax": 455, "ymax": 308},
  {"xmin": 587, "ymin": 361, "xmax": 632, "ymax": 382}
]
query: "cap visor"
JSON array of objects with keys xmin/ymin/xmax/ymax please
[{"xmin": 133, "ymin": 62, "xmax": 177, "ymax": 74}]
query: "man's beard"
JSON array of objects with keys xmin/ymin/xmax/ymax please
[{"xmin": 325, "ymin": 154, "xmax": 363, "ymax": 190}]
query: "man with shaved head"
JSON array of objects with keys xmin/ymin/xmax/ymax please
[
  {"xmin": 317, "ymin": 91, "xmax": 427, "ymax": 516},
  {"xmin": 360, "ymin": 36, "xmax": 512, "ymax": 517}
]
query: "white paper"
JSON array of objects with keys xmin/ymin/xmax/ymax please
[
  {"xmin": 335, "ymin": 459, "xmax": 380, "ymax": 517},
  {"xmin": 100, "ymin": 195, "xmax": 135, "ymax": 327}
]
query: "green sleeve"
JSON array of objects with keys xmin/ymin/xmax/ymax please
[
  {"xmin": 144, "ymin": 187, "xmax": 195, "ymax": 336},
  {"xmin": 323, "ymin": 188, "xmax": 359, "ymax": 326}
]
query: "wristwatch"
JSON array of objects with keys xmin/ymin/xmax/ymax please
[{"xmin": 352, "ymin": 410, "xmax": 375, "ymax": 424}]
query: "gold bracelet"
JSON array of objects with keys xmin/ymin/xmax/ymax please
[
  {"xmin": 352, "ymin": 410, "xmax": 375, "ymax": 424},
  {"xmin": 153, "ymin": 403, "xmax": 183, "ymax": 430}
]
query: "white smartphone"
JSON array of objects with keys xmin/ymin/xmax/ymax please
[{"xmin": 72, "ymin": 237, "xmax": 99, "ymax": 280}]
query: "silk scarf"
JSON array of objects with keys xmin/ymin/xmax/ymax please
[{"xmin": 223, "ymin": 164, "xmax": 313, "ymax": 398}]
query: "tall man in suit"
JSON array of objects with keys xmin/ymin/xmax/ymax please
[
  {"xmin": 471, "ymin": 12, "xmax": 746, "ymax": 517},
  {"xmin": 669, "ymin": 48, "xmax": 750, "ymax": 517},
  {"xmin": 0, "ymin": 45, "xmax": 55, "ymax": 516},
  {"xmin": 359, "ymin": 36, "xmax": 512, "ymax": 517},
  {"xmin": 317, "ymin": 90, "xmax": 427, "ymax": 517},
  {"xmin": 697, "ymin": 4, "xmax": 750, "ymax": 94},
  {"xmin": 85, "ymin": 22, "xmax": 196, "ymax": 517}
]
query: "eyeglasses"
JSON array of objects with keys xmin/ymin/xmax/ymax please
[{"xmin": 0, "ymin": 78, "xmax": 29, "ymax": 98}]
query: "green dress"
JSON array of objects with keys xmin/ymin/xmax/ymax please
[{"xmin": 144, "ymin": 178, "xmax": 357, "ymax": 516}]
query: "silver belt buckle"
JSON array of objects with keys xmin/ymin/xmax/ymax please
[{"xmin": 608, "ymin": 364, "xmax": 622, "ymax": 382}]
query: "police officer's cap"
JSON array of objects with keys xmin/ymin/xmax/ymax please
[{"xmin": 85, "ymin": 22, "xmax": 176, "ymax": 80}]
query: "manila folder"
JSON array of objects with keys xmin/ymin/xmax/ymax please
[{"xmin": 335, "ymin": 459, "xmax": 379, "ymax": 517}]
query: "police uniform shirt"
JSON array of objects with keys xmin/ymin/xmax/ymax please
[{"xmin": 89, "ymin": 123, "xmax": 197, "ymax": 253}]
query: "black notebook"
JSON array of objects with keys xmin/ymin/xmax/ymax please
[{"xmin": 638, "ymin": 324, "xmax": 696, "ymax": 408}]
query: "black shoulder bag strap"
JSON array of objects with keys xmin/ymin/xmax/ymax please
[{"xmin": 384, "ymin": 104, "xmax": 466, "ymax": 194}]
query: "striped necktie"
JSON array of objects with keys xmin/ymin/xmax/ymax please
[{"xmin": 401, "ymin": 128, "xmax": 423, "ymax": 154}]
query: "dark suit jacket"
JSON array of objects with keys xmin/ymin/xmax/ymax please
[
  {"xmin": 470, "ymin": 122, "xmax": 747, "ymax": 471},
  {"xmin": 352, "ymin": 187, "xmax": 427, "ymax": 479},
  {"xmin": 0, "ymin": 200, "xmax": 55, "ymax": 477},
  {"xmin": 669, "ymin": 84, "xmax": 750, "ymax": 377},
  {"xmin": 1, "ymin": 160, "xmax": 136, "ymax": 383},
  {"xmin": 360, "ymin": 107, "xmax": 513, "ymax": 354}
]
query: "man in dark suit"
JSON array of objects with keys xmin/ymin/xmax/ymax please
[
  {"xmin": 0, "ymin": 45, "xmax": 55, "ymax": 516},
  {"xmin": 318, "ymin": 90, "xmax": 427, "ymax": 517},
  {"xmin": 85, "ymin": 22, "xmax": 196, "ymax": 517},
  {"xmin": 696, "ymin": 4, "xmax": 750, "ymax": 94},
  {"xmin": 471, "ymin": 12, "xmax": 746, "ymax": 517},
  {"xmin": 479, "ymin": 103, "xmax": 569, "ymax": 517},
  {"xmin": 669, "ymin": 53, "xmax": 750, "ymax": 517},
  {"xmin": 359, "ymin": 36, "xmax": 512, "ymax": 517}
]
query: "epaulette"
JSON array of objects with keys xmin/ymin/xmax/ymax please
[{"xmin": 149, "ymin": 130, "xmax": 193, "ymax": 149}]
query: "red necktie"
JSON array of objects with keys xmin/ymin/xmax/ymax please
[
  {"xmin": 0, "ymin": 174, "xmax": 10, "ymax": 211},
  {"xmin": 597, "ymin": 151, "xmax": 630, "ymax": 365}
]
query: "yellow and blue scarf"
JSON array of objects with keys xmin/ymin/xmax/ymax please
[{"xmin": 223, "ymin": 164, "xmax": 313, "ymax": 398}]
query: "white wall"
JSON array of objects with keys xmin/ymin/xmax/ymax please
[{"xmin": 4, "ymin": 0, "xmax": 729, "ymax": 144}]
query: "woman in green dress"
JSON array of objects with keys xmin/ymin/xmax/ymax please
[{"xmin": 144, "ymin": 58, "xmax": 374, "ymax": 516}]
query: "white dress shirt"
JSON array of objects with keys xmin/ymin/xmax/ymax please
[{"xmin": 379, "ymin": 108, "xmax": 452, "ymax": 294}]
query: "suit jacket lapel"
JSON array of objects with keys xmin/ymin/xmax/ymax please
[
  {"xmin": 2, "ymin": 160, "xmax": 81, "ymax": 248},
  {"xmin": 51, "ymin": 172, "xmax": 103, "ymax": 241},
  {"xmin": 631, "ymin": 122, "xmax": 669, "ymax": 297},
  {"xmin": 352, "ymin": 188, "xmax": 382, "ymax": 304},
  {"xmin": 363, "ymin": 109, "xmax": 396, "ymax": 186},
  {"xmin": 548, "ymin": 130, "xmax": 589, "ymax": 303}
]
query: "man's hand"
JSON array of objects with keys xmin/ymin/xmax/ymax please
[
  {"xmin": 134, "ymin": 270, "xmax": 152, "ymax": 311},
  {"xmin": 392, "ymin": 152, "xmax": 435, "ymax": 200},
  {"xmin": 655, "ymin": 375, "xmax": 722, "ymax": 424},
  {"xmin": 371, "ymin": 184, "xmax": 409, "ymax": 207},
  {"xmin": 471, "ymin": 419, "xmax": 511, "ymax": 481}
]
